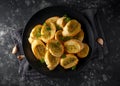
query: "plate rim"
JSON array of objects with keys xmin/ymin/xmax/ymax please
[{"xmin": 22, "ymin": 5, "xmax": 95, "ymax": 78}]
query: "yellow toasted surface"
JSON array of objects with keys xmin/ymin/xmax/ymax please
[
  {"xmin": 77, "ymin": 43, "xmax": 89, "ymax": 58},
  {"xmin": 60, "ymin": 54, "xmax": 78, "ymax": 69},
  {"xmin": 46, "ymin": 39, "xmax": 64, "ymax": 57},
  {"xmin": 64, "ymin": 39, "xmax": 84, "ymax": 53},
  {"xmin": 41, "ymin": 22, "xmax": 56, "ymax": 43},
  {"xmin": 28, "ymin": 24, "xmax": 42, "ymax": 44},
  {"xmin": 28, "ymin": 37, "xmax": 34, "ymax": 44},
  {"xmin": 55, "ymin": 30, "xmax": 72, "ymax": 42},
  {"xmin": 62, "ymin": 19, "xmax": 81, "ymax": 36},
  {"xmin": 55, "ymin": 30, "xmax": 64, "ymax": 42},
  {"xmin": 30, "ymin": 24, "xmax": 42, "ymax": 38},
  {"xmin": 31, "ymin": 40, "xmax": 46, "ymax": 60},
  {"xmin": 45, "ymin": 51, "xmax": 60, "ymax": 70},
  {"xmin": 73, "ymin": 29, "xmax": 84, "ymax": 42},
  {"xmin": 56, "ymin": 17, "xmax": 66, "ymax": 28}
]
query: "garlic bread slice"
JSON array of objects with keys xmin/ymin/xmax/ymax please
[
  {"xmin": 77, "ymin": 43, "xmax": 89, "ymax": 58},
  {"xmin": 46, "ymin": 40, "xmax": 64, "ymax": 57},
  {"xmin": 73, "ymin": 29, "xmax": 84, "ymax": 42},
  {"xmin": 55, "ymin": 30, "xmax": 64, "ymax": 42},
  {"xmin": 45, "ymin": 51, "xmax": 60, "ymax": 70},
  {"xmin": 45, "ymin": 16, "xmax": 59, "ymax": 24},
  {"xmin": 55, "ymin": 30, "xmax": 72, "ymax": 42},
  {"xmin": 56, "ymin": 17, "xmax": 66, "ymax": 28},
  {"xmin": 64, "ymin": 39, "xmax": 84, "ymax": 53},
  {"xmin": 31, "ymin": 40, "xmax": 46, "ymax": 60},
  {"xmin": 28, "ymin": 24, "xmax": 42, "ymax": 44},
  {"xmin": 28, "ymin": 37, "xmax": 34, "ymax": 44},
  {"xmin": 30, "ymin": 24, "xmax": 42, "ymax": 39},
  {"xmin": 62, "ymin": 19, "xmax": 81, "ymax": 36},
  {"xmin": 60, "ymin": 54, "xmax": 78, "ymax": 69},
  {"xmin": 41, "ymin": 22, "xmax": 56, "ymax": 43}
]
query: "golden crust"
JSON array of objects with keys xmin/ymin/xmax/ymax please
[
  {"xmin": 28, "ymin": 24, "xmax": 42, "ymax": 44},
  {"xmin": 64, "ymin": 39, "xmax": 84, "ymax": 53},
  {"xmin": 31, "ymin": 40, "xmax": 46, "ymax": 60},
  {"xmin": 55, "ymin": 30, "xmax": 72, "ymax": 42},
  {"xmin": 62, "ymin": 19, "xmax": 81, "ymax": 36},
  {"xmin": 56, "ymin": 17, "xmax": 66, "ymax": 28},
  {"xmin": 41, "ymin": 22, "xmax": 56, "ymax": 43},
  {"xmin": 45, "ymin": 51, "xmax": 60, "ymax": 70},
  {"xmin": 77, "ymin": 43, "xmax": 89, "ymax": 58},
  {"xmin": 30, "ymin": 24, "xmax": 42, "ymax": 38},
  {"xmin": 55, "ymin": 30, "xmax": 64, "ymax": 42},
  {"xmin": 46, "ymin": 39, "xmax": 64, "ymax": 57},
  {"xmin": 73, "ymin": 29, "xmax": 84, "ymax": 42},
  {"xmin": 60, "ymin": 54, "xmax": 78, "ymax": 69},
  {"xmin": 28, "ymin": 37, "xmax": 34, "ymax": 44}
]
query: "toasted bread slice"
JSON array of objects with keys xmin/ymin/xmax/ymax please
[
  {"xmin": 28, "ymin": 36, "xmax": 34, "ymax": 44},
  {"xmin": 55, "ymin": 30, "xmax": 72, "ymax": 42},
  {"xmin": 28, "ymin": 24, "xmax": 42, "ymax": 44},
  {"xmin": 30, "ymin": 24, "xmax": 42, "ymax": 39},
  {"xmin": 55, "ymin": 30, "xmax": 64, "ymax": 42},
  {"xmin": 60, "ymin": 54, "xmax": 78, "ymax": 69},
  {"xmin": 41, "ymin": 22, "xmax": 56, "ymax": 43},
  {"xmin": 77, "ymin": 43, "xmax": 89, "ymax": 58},
  {"xmin": 56, "ymin": 17, "xmax": 66, "ymax": 28},
  {"xmin": 45, "ymin": 51, "xmax": 60, "ymax": 70},
  {"xmin": 64, "ymin": 39, "xmax": 84, "ymax": 53},
  {"xmin": 46, "ymin": 40, "xmax": 64, "ymax": 57},
  {"xmin": 45, "ymin": 16, "xmax": 59, "ymax": 24},
  {"xmin": 62, "ymin": 20, "xmax": 81, "ymax": 36},
  {"xmin": 73, "ymin": 29, "xmax": 84, "ymax": 42},
  {"xmin": 31, "ymin": 40, "xmax": 46, "ymax": 60}
]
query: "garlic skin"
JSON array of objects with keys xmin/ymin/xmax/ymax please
[
  {"xmin": 97, "ymin": 38, "xmax": 104, "ymax": 46},
  {"xmin": 12, "ymin": 45, "xmax": 18, "ymax": 54},
  {"xmin": 17, "ymin": 55, "xmax": 25, "ymax": 61}
]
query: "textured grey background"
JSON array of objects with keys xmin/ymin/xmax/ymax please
[{"xmin": 0, "ymin": 0, "xmax": 120, "ymax": 86}]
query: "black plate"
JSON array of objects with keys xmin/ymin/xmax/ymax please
[{"xmin": 22, "ymin": 6, "xmax": 95, "ymax": 78}]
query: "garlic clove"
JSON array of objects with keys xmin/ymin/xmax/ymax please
[
  {"xmin": 97, "ymin": 38, "xmax": 104, "ymax": 46},
  {"xmin": 12, "ymin": 44, "xmax": 18, "ymax": 54},
  {"xmin": 17, "ymin": 55, "xmax": 25, "ymax": 61}
]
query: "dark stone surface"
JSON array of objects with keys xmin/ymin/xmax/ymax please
[{"xmin": 0, "ymin": 0, "xmax": 120, "ymax": 86}]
